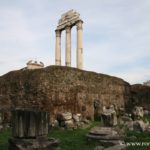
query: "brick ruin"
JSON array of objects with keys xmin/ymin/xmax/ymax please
[{"xmin": 0, "ymin": 66, "xmax": 131, "ymax": 123}]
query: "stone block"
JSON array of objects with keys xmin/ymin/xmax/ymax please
[
  {"xmin": 73, "ymin": 114, "xmax": 82, "ymax": 122},
  {"xmin": 9, "ymin": 108, "xmax": 60, "ymax": 150},
  {"xmin": 8, "ymin": 137, "xmax": 60, "ymax": 150},
  {"xmin": 57, "ymin": 112, "xmax": 72, "ymax": 121},
  {"xmin": 133, "ymin": 120, "xmax": 147, "ymax": 132},
  {"xmin": 101, "ymin": 110, "xmax": 117, "ymax": 127},
  {"xmin": 132, "ymin": 106, "xmax": 144, "ymax": 120},
  {"xmin": 11, "ymin": 108, "xmax": 49, "ymax": 138},
  {"xmin": 65, "ymin": 119, "xmax": 74, "ymax": 128}
]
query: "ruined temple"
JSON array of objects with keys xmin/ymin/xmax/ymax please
[
  {"xmin": 0, "ymin": 10, "xmax": 150, "ymax": 124},
  {"xmin": 55, "ymin": 10, "xmax": 83, "ymax": 69}
]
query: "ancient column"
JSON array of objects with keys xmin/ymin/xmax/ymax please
[
  {"xmin": 76, "ymin": 20, "xmax": 83, "ymax": 69},
  {"xmin": 9, "ymin": 108, "xmax": 60, "ymax": 150},
  {"xmin": 65, "ymin": 26, "xmax": 71, "ymax": 66},
  {"xmin": 11, "ymin": 108, "xmax": 49, "ymax": 138},
  {"xmin": 55, "ymin": 30, "xmax": 61, "ymax": 65}
]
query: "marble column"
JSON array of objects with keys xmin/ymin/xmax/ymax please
[
  {"xmin": 76, "ymin": 20, "xmax": 83, "ymax": 69},
  {"xmin": 65, "ymin": 26, "xmax": 71, "ymax": 66},
  {"xmin": 55, "ymin": 30, "xmax": 61, "ymax": 65}
]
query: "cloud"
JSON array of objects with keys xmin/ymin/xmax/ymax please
[
  {"xmin": 0, "ymin": 8, "xmax": 37, "ymax": 43},
  {"xmin": 112, "ymin": 67, "xmax": 150, "ymax": 84},
  {"xmin": 0, "ymin": 0, "xmax": 150, "ymax": 84}
]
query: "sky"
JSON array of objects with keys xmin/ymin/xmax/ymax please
[{"xmin": 0, "ymin": 0, "xmax": 150, "ymax": 84}]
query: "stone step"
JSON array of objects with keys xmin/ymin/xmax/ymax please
[{"xmin": 86, "ymin": 134, "xmax": 120, "ymax": 140}]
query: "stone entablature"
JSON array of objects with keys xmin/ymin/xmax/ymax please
[
  {"xmin": 57, "ymin": 10, "xmax": 80, "ymax": 30},
  {"xmin": 55, "ymin": 10, "xmax": 83, "ymax": 69},
  {"xmin": 26, "ymin": 60, "xmax": 44, "ymax": 70}
]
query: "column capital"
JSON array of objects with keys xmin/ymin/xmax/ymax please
[
  {"xmin": 55, "ymin": 29, "xmax": 61, "ymax": 37},
  {"xmin": 65, "ymin": 26, "xmax": 71, "ymax": 33},
  {"xmin": 76, "ymin": 20, "xmax": 83, "ymax": 30}
]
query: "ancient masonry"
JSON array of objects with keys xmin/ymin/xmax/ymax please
[
  {"xmin": 55, "ymin": 10, "xmax": 83, "ymax": 69},
  {"xmin": 143, "ymin": 80, "xmax": 150, "ymax": 86},
  {"xmin": 9, "ymin": 108, "xmax": 60, "ymax": 150},
  {"xmin": 26, "ymin": 60, "xmax": 44, "ymax": 70}
]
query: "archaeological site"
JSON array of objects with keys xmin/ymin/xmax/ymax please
[{"xmin": 0, "ymin": 9, "xmax": 150, "ymax": 150}]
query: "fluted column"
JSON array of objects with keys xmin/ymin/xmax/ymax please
[
  {"xmin": 76, "ymin": 20, "xmax": 83, "ymax": 69},
  {"xmin": 65, "ymin": 26, "xmax": 71, "ymax": 66},
  {"xmin": 55, "ymin": 30, "xmax": 61, "ymax": 65}
]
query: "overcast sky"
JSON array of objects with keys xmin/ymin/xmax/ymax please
[{"xmin": 0, "ymin": 0, "xmax": 150, "ymax": 84}]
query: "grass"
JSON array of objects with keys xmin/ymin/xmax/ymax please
[
  {"xmin": 0, "ymin": 122, "xmax": 101, "ymax": 150},
  {"xmin": 1, "ymin": 120, "xmax": 150, "ymax": 150},
  {"xmin": 49, "ymin": 128, "xmax": 99, "ymax": 150},
  {"xmin": 49, "ymin": 121, "xmax": 102, "ymax": 150},
  {"xmin": 144, "ymin": 115, "xmax": 150, "ymax": 122},
  {"xmin": 125, "ymin": 131, "xmax": 150, "ymax": 150},
  {"xmin": 124, "ymin": 115, "xmax": 150, "ymax": 150},
  {"xmin": 0, "ymin": 129, "xmax": 10, "ymax": 150}
]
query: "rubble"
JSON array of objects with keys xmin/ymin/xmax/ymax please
[
  {"xmin": 55, "ymin": 112, "xmax": 91, "ymax": 129},
  {"xmin": 86, "ymin": 127, "xmax": 122, "ymax": 143},
  {"xmin": 132, "ymin": 106, "xmax": 144, "ymax": 120},
  {"xmin": 133, "ymin": 120, "xmax": 148, "ymax": 132},
  {"xmin": 101, "ymin": 106, "xmax": 118, "ymax": 127}
]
